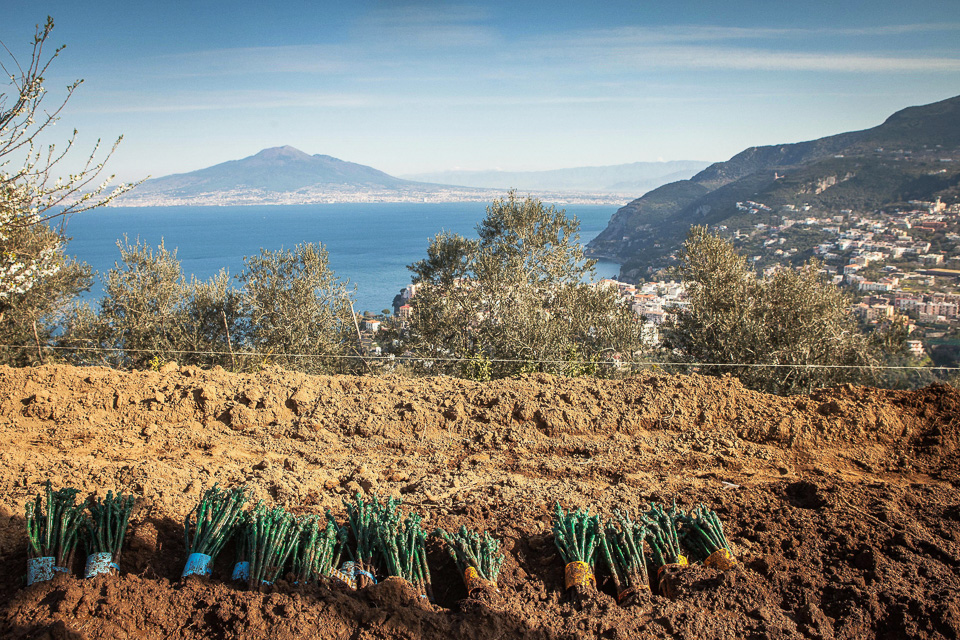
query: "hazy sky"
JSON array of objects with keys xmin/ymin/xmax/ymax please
[{"xmin": 5, "ymin": 1, "xmax": 960, "ymax": 183}]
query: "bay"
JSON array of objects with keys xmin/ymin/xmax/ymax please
[{"xmin": 64, "ymin": 202, "xmax": 621, "ymax": 314}]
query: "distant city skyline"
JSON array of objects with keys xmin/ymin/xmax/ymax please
[{"xmin": 5, "ymin": 1, "xmax": 960, "ymax": 184}]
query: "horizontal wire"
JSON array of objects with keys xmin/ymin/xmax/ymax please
[{"xmin": 1, "ymin": 343, "xmax": 957, "ymax": 371}]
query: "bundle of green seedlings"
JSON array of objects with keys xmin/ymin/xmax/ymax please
[
  {"xmin": 342, "ymin": 492, "xmax": 386, "ymax": 588},
  {"xmin": 436, "ymin": 525, "xmax": 504, "ymax": 601},
  {"xmin": 676, "ymin": 504, "xmax": 737, "ymax": 570},
  {"xmin": 374, "ymin": 496, "xmax": 433, "ymax": 600},
  {"xmin": 83, "ymin": 491, "xmax": 136, "ymax": 578},
  {"xmin": 290, "ymin": 511, "xmax": 347, "ymax": 585},
  {"xmin": 641, "ymin": 501, "xmax": 687, "ymax": 598},
  {"xmin": 240, "ymin": 502, "xmax": 305, "ymax": 588},
  {"xmin": 552, "ymin": 503, "xmax": 600, "ymax": 602},
  {"xmin": 598, "ymin": 510, "xmax": 650, "ymax": 605},
  {"xmin": 183, "ymin": 484, "xmax": 249, "ymax": 578},
  {"xmin": 25, "ymin": 481, "xmax": 86, "ymax": 585}
]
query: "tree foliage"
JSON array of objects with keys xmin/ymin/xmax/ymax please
[
  {"xmin": 0, "ymin": 17, "xmax": 136, "ymax": 364},
  {"xmin": 403, "ymin": 192, "xmax": 644, "ymax": 378},
  {"xmin": 662, "ymin": 226, "xmax": 893, "ymax": 394},
  {"xmin": 239, "ymin": 243, "xmax": 355, "ymax": 374},
  {"xmin": 61, "ymin": 239, "xmax": 355, "ymax": 373}
]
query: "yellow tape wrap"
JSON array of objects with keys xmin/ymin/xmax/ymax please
[
  {"xmin": 704, "ymin": 548, "xmax": 737, "ymax": 570},
  {"xmin": 464, "ymin": 566, "xmax": 499, "ymax": 595},
  {"xmin": 564, "ymin": 561, "xmax": 596, "ymax": 590}
]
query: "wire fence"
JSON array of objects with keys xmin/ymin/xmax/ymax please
[{"xmin": 3, "ymin": 342, "xmax": 959, "ymax": 373}]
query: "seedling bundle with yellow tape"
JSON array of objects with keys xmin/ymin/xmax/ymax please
[
  {"xmin": 642, "ymin": 502, "xmax": 688, "ymax": 599},
  {"xmin": 677, "ymin": 504, "xmax": 738, "ymax": 570},
  {"xmin": 552, "ymin": 503, "xmax": 600, "ymax": 600},
  {"xmin": 436, "ymin": 525, "xmax": 503, "ymax": 601}
]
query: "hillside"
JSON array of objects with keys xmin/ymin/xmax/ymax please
[
  {"xmin": 587, "ymin": 95, "xmax": 960, "ymax": 277},
  {"xmin": 1, "ymin": 364, "xmax": 959, "ymax": 639}
]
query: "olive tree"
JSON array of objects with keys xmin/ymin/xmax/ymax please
[
  {"xmin": 662, "ymin": 226, "xmax": 886, "ymax": 394},
  {"xmin": 65, "ymin": 240, "xmax": 355, "ymax": 373},
  {"xmin": 239, "ymin": 243, "xmax": 356, "ymax": 374},
  {"xmin": 64, "ymin": 238, "xmax": 189, "ymax": 369},
  {"xmin": 404, "ymin": 191, "xmax": 644, "ymax": 378}
]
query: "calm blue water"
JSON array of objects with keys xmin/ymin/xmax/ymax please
[{"xmin": 64, "ymin": 203, "xmax": 620, "ymax": 313}]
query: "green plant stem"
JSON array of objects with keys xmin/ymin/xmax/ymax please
[
  {"xmin": 436, "ymin": 525, "xmax": 504, "ymax": 583},
  {"xmin": 184, "ymin": 485, "xmax": 248, "ymax": 559},
  {"xmin": 552, "ymin": 502, "xmax": 599, "ymax": 567},
  {"xmin": 24, "ymin": 481, "xmax": 84, "ymax": 567},
  {"xmin": 85, "ymin": 491, "xmax": 136, "ymax": 557}
]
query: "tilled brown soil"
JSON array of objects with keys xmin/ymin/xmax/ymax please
[{"xmin": 0, "ymin": 364, "xmax": 959, "ymax": 639}]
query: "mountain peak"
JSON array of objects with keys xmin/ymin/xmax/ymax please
[
  {"xmin": 252, "ymin": 145, "xmax": 313, "ymax": 161},
  {"xmin": 125, "ymin": 145, "xmax": 411, "ymax": 201}
]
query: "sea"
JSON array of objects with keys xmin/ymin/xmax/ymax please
[{"xmin": 63, "ymin": 202, "xmax": 622, "ymax": 314}]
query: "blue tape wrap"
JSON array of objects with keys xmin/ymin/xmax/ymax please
[
  {"xmin": 27, "ymin": 556, "xmax": 55, "ymax": 585},
  {"xmin": 182, "ymin": 552, "xmax": 213, "ymax": 578},
  {"xmin": 340, "ymin": 561, "xmax": 377, "ymax": 585},
  {"xmin": 231, "ymin": 561, "xmax": 250, "ymax": 582},
  {"xmin": 85, "ymin": 552, "xmax": 119, "ymax": 578},
  {"xmin": 355, "ymin": 569, "xmax": 377, "ymax": 585}
]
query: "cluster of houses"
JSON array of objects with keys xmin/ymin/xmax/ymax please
[
  {"xmin": 595, "ymin": 279, "xmax": 687, "ymax": 346},
  {"xmin": 721, "ymin": 197, "xmax": 960, "ymax": 358}
]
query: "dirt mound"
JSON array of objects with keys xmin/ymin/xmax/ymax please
[{"xmin": 1, "ymin": 364, "xmax": 959, "ymax": 639}]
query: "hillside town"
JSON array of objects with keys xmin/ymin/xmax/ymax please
[{"xmin": 607, "ymin": 197, "xmax": 960, "ymax": 365}]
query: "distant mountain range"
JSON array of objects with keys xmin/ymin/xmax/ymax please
[
  {"xmin": 400, "ymin": 161, "xmax": 710, "ymax": 194},
  {"xmin": 587, "ymin": 94, "xmax": 960, "ymax": 279},
  {"xmin": 115, "ymin": 146, "xmax": 707, "ymax": 206},
  {"xmin": 116, "ymin": 146, "xmax": 440, "ymax": 205}
]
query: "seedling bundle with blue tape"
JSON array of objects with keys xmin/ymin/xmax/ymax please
[
  {"xmin": 342, "ymin": 493, "xmax": 432, "ymax": 599},
  {"xmin": 183, "ymin": 485, "xmax": 249, "ymax": 578},
  {"xmin": 84, "ymin": 491, "xmax": 136, "ymax": 578},
  {"xmin": 25, "ymin": 482, "xmax": 136, "ymax": 585},
  {"xmin": 25, "ymin": 482, "xmax": 84, "ymax": 585}
]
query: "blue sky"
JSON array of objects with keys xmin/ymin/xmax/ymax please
[{"xmin": 4, "ymin": 1, "xmax": 960, "ymax": 183}]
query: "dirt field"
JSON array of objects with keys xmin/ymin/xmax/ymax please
[{"xmin": 0, "ymin": 363, "xmax": 958, "ymax": 639}]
